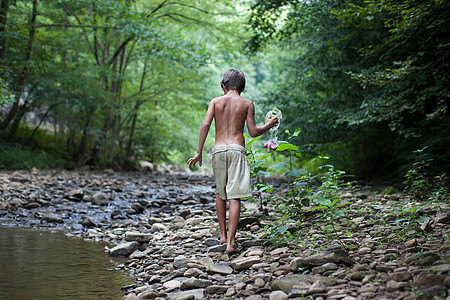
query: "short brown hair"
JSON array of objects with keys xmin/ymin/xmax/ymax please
[{"xmin": 221, "ymin": 69, "xmax": 245, "ymax": 92}]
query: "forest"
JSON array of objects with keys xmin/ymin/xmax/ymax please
[{"xmin": 0, "ymin": 0, "xmax": 449, "ymax": 183}]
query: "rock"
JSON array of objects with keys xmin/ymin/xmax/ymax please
[
  {"xmin": 42, "ymin": 212, "xmax": 63, "ymax": 223},
  {"xmin": 205, "ymin": 285, "xmax": 228, "ymax": 294},
  {"xmin": 91, "ymin": 192, "xmax": 109, "ymax": 205},
  {"xmin": 109, "ymin": 241, "xmax": 139, "ymax": 257},
  {"xmin": 312, "ymin": 262, "xmax": 338, "ymax": 274},
  {"xmin": 173, "ymin": 255, "xmax": 190, "ymax": 269},
  {"xmin": 206, "ymin": 263, "xmax": 233, "ymax": 275},
  {"xmin": 308, "ymin": 280, "xmax": 326, "ymax": 293},
  {"xmin": 208, "ymin": 244, "xmax": 226, "ymax": 252},
  {"xmin": 180, "ymin": 278, "xmax": 213, "ymax": 290},
  {"xmin": 131, "ymin": 202, "xmax": 145, "ymax": 213},
  {"xmin": 254, "ymin": 278, "xmax": 265, "ymax": 288},
  {"xmin": 429, "ymin": 264, "xmax": 450, "ymax": 274},
  {"xmin": 163, "ymin": 279, "xmax": 182, "ymax": 290},
  {"xmin": 271, "ymin": 275, "xmax": 336, "ymax": 293},
  {"xmin": 269, "ymin": 290, "xmax": 288, "ymax": 300},
  {"xmin": 357, "ymin": 247, "xmax": 371, "ymax": 255},
  {"xmin": 388, "ymin": 271, "xmax": 412, "ymax": 282},
  {"xmin": 404, "ymin": 251, "xmax": 440, "ymax": 266},
  {"xmin": 231, "ymin": 256, "xmax": 262, "ymax": 270},
  {"xmin": 205, "ymin": 238, "xmax": 220, "ymax": 246},
  {"xmin": 386, "ymin": 280, "xmax": 408, "ymax": 292},
  {"xmin": 404, "ymin": 238, "xmax": 417, "ymax": 248},
  {"xmin": 290, "ymin": 252, "xmax": 339, "ymax": 272},
  {"xmin": 150, "ymin": 223, "xmax": 167, "ymax": 232},
  {"xmin": 167, "ymin": 289, "xmax": 205, "ymax": 300},
  {"xmin": 125, "ymin": 231, "xmax": 152, "ymax": 243},
  {"xmin": 65, "ymin": 189, "xmax": 84, "ymax": 201},
  {"xmin": 347, "ymin": 271, "xmax": 367, "ymax": 281},
  {"xmin": 184, "ymin": 268, "xmax": 203, "ymax": 278},
  {"xmin": 413, "ymin": 273, "xmax": 446, "ymax": 288}
]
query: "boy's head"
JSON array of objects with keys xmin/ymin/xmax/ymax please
[{"xmin": 221, "ymin": 69, "xmax": 245, "ymax": 93}]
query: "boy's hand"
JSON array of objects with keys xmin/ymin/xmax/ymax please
[
  {"xmin": 266, "ymin": 116, "xmax": 279, "ymax": 129},
  {"xmin": 187, "ymin": 153, "xmax": 202, "ymax": 169}
]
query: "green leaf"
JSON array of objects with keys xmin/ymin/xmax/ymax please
[
  {"xmin": 276, "ymin": 143, "xmax": 299, "ymax": 152},
  {"xmin": 315, "ymin": 197, "xmax": 331, "ymax": 206},
  {"xmin": 270, "ymin": 162, "xmax": 287, "ymax": 169},
  {"xmin": 256, "ymin": 170, "xmax": 270, "ymax": 176},
  {"xmin": 286, "ymin": 168, "xmax": 307, "ymax": 177},
  {"xmin": 278, "ymin": 225, "xmax": 289, "ymax": 234}
]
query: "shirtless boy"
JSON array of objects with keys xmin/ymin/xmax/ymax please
[{"xmin": 187, "ymin": 69, "xmax": 278, "ymax": 254}]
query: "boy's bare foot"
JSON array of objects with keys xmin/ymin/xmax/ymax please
[
  {"xmin": 226, "ymin": 245, "xmax": 240, "ymax": 254},
  {"xmin": 219, "ymin": 237, "xmax": 227, "ymax": 244}
]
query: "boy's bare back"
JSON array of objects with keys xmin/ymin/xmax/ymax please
[{"xmin": 210, "ymin": 91, "xmax": 254, "ymax": 147}]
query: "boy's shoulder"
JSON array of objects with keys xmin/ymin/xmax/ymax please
[{"xmin": 211, "ymin": 94, "xmax": 253, "ymax": 105}]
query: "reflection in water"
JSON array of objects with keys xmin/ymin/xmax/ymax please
[{"xmin": 0, "ymin": 224, "xmax": 134, "ymax": 300}]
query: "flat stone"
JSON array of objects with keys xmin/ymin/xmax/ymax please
[
  {"xmin": 150, "ymin": 223, "xmax": 168, "ymax": 232},
  {"xmin": 163, "ymin": 279, "xmax": 182, "ymax": 290},
  {"xmin": 42, "ymin": 212, "xmax": 63, "ymax": 223},
  {"xmin": 290, "ymin": 252, "xmax": 340, "ymax": 272},
  {"xmin": 205, "ymin": 285, "xmax": 228, "ymax": 294},
  {"xmin": 207, "ymin": 263, "xmax": 233, "ymax": 275},
  {"xmin": 254, "ymin": 278, "xmax": 265, "ymax": 288},
  {"xmin": 109, "ymin": 241, "xmax": 139, "ymax": 257},
  {"xmin": 413, "ymin": 273, "xmax": 446, "ymax": 288},
  {"xmin": 312, "ymin": 262, "xmax": 338, "ymax": 274},
  {"xmin": 231, "ymin": 256, "xmax": 262, "ymax": 270},
  {"xmin": 388, "ymin": 271, "xmax": 412, "ymax": 281},
  {"xmin": 271, "ymin": 274, "xmax": 336, "ymax": 293},
  {"xmin": 404, "ymin": 251, "xmax": 440, "ymax": 266},
  {"xmin": 180, "ymin": 278, "xmax": 213, "ymax": 290},
  {"xmin": 205, "ymin": 238, "xmax": 220, "ymax": 246},
  {"xmin": 125, "ymin": 231, "xmax": 152, "ymax": 243},
  {"xmin": 208, "ymin": 244, "xmax": 226, "ymax": 252},
  {"xmin": 429, "ymin": 264, "xmax": 450, "ymax": 274},
  {"xmin": 308, "ymin": 280, "xmax": 326, "ymax": 293},
  {"xmin": 167, "ymin": 288, "xmax": 205, "ymax": 300}
]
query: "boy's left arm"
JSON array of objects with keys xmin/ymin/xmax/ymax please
[{"xmin": 188, "ymin": 100, "xmax": 215, "ymax": 169}]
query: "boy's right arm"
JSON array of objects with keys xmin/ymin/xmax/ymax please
[
  {"xmin": 188, "ymin": 100, "xmax": 215, "ymax": 169},
  {"xmin": 246, "ymin": 102, "xmax": 278, "ymax": 137}
]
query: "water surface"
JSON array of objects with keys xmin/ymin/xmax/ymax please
[{"xmin": 0, "ymin": 224, "xmax": 134, "ymax": 299}]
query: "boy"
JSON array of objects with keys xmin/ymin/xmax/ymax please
[{"xmin": 187, "ymin": 69, "xmax": 278, "ymax": 254}]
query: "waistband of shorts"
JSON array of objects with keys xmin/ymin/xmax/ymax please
[{"xmin": 211, "ymin": 144, "xmax": 247, "ymax": 155}]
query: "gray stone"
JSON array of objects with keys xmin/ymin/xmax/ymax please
[
  {"xmin": 125, "ymin": 231, "xmax": 152, "ymax": 243},
  {"xmin": 205, "ymin": 285, "xmax": 228, "ymax": 294},
  {"xmin": 208, "ymin": 244, "xmax": 226, "ymax": 252},
  {"xmin": 173, "ymin": 255, "xmax": 190, "ymax": 268},
  {"xmin": 290, "ymin": 252, "xmax": 340, "ymax": 272},
  {"xmin": 42, "ymin": 212, "xmax": 63, "ymax": 223},
  {"xmin": 205, "ymin": 238, "xmax": 220, "ymax": 246},
  {"xmin": 312, "ymin": 262, "xmax": 338, "ymax": 274},
  {"xmin": 109, "ymin": 241, "xmax": 139, "ymax": 257},
  {"xmin": 271, "ymin": 274, "xmax": 336, "ymax": 293},
  {"xmin": 386, "ymin": 280, "xmax": 407, "ymax": 292},
  {"xmin": 163, "ymin": 279, "xmax": 182, "ymax": 290},
  {"xmin": 404, "ymin": 251, "xmax": 440, "ymax": 266},
  {"xmin": 91, "ymin": 192, "xmax": 109, "ymax": 205},
  {"xmin": 167, "ymin": 288, "xmax": 205, "ymax": 300},
  {"xmin": 184, "ymin": 268, "xmax": 203, "ymax": 278},
  {"xmin": 231, "ymin": 256, "xmax": 262, "ymax": 270},
  {"xmin": 429, "ymin": 264, "xmax": 450, "ymax": 274},
  {"xmin": 254, "ymin": 278, "xmax": 265, "ymax": 288},
  {"xmin": 207, "ymin": 263, "xmax": 233, "ymax": 275},
  {"xmin": 180, "ymin": 278, "xmax": 213, "ymax": 290},
  {"xmin": 308, "ymin": 280, "xmax": 326, "ymax": 294},
  {"xmin": 388, "ymin": 271, "xmax": 412, "ymax": 281},
  {"xmin": 65, "ymin": 189, "xmax": 84, "ymax": 201},
  {"xmin": 150, "ymin": 223, "xmax": 167, "ymax": 232}
]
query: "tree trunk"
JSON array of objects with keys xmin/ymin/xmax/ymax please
[
  {"xmin": 126, "ymin": 61, "xmax": 147, "ymax": 159},
  {"xmin": 0, "ymin": 0, "xmax": 37, "ymax": 131},
  {"xmin": 0, "ymin": 0, "xmax": 8, "ymax": 59},
  {"xmin": 77, "ymin": 105, "xmax": 95, "ymax": 167}
]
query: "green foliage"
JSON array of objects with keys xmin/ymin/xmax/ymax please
[
  {"xmin": 247, "ymin": 0, "xmax": 450, "ymax": 178},
  {"xmin": 0, "ymin": 142, "xmax": 66, "ymax": 170}
]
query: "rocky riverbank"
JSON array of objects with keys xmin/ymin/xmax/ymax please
[{"xmin": 0, "ymin": 169, "xmax": 449, "ymax": 299}]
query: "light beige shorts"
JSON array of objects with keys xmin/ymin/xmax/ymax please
[{"xmin": 211, "ymin": 144, "xmax": 252, "ymax": 200}]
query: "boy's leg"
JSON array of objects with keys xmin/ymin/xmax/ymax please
[
  {"xmin": 227, "ymin": 198, "xmax": 241, "ymax": 254},
  {"xmin": 215, "ymin": 194, "xmax": 227, "ymax": 244}
]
